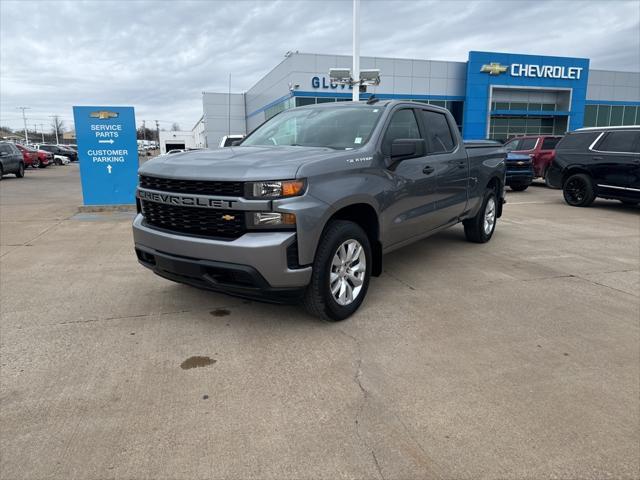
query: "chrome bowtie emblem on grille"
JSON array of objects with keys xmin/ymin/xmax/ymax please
[
  {"xmin": 517, "ymin": 161, "xmax": 524, "ymax": 165},
  {"xmin": 221, "ymin": 214, "xmax": 235, "ymax": 221}
]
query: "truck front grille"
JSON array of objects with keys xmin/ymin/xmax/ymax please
[
  {"xmin": 139, "ymin": 175, "xmax": 243, "ymax": 197},
  {"xmin": 141, "ymin": 200, "xmax": 245, "ymax": 239}
]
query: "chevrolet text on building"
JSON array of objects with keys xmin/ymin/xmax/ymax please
[
  {"xmin": 195, "ymin": 51, "xmax": 639, "ymax": 148},
  {"xmin": 509, "ymin": 64, "xmax": 583, "ymax": 79}
]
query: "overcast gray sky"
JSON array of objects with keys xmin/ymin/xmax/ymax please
[{"xmin": 1, "ymin": 0, "xmax": 638, "ymax": 132}]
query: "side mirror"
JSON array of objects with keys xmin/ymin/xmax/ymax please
[{"xmin": 390, "ymin": 138, "xmax": 426, "ymax": 159}]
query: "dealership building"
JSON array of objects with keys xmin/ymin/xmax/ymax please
[{"xmin": 195, "ymin": 51, "xmax": 640, "ymax": 148}]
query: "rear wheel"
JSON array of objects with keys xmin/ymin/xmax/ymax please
[
  {"xmin": 563, "ymin": 173, "xmax": 595, "ymax": 207},
  {"xmin": 463, "ymin": 189, "xmax": 497, "ymax": 243},
  {"xmin": 303, "ymin": 220, "xmax": 371, "ymax": 321},
  {"xmin": 510, "ymin": 184, "xmax": 529, "ymax": 192},
  {"xmin": 15, "ymin": 162, "xmax": 25, "ymax": 178}
]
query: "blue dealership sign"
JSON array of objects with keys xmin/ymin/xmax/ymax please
[
  {"xmin": 462, "ymin": 52, "xmax": 590, "ymax": 140},
  {"xmin": 73, "ymin": 106, "xmax": 138, "ymax": 205}
]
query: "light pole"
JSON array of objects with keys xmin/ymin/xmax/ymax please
[
  {"xmin": 352, "ymin": 0, "xmax": 360, "ymax": 102},
  {"xmin": 38, "ymin": 124, "xmax": 45, "ymax": 143},
  {"xmin": 17, "ymin": 107, "xmax": 30, "ymax": 143}
]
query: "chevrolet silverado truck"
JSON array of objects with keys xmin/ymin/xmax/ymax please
[{"xmin": 133, "ymin": 100, "xmax": 506, "ymax": 320}]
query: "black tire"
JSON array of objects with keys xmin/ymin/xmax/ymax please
[
  {"xmin": 0, "ymin": 164, "xmax": 3, "ymax": 180},
  {"xmin": 15, "ymin": 162, "xmax": 25, "ymax": 178},
  {"xmin": 620, "ymin": 200, "xmax": 639, "ymax": 206},
  {"xmin": 563, "ymin": 173, "xmax": 595, "ymax": 207},
  {"xmin": 510, "ymin": 184, "xmax": 529, "ymax": 192},
  {"xmin": 463, "ymin": 189, "xmax": 498, "ymax": 243},
  {"xmin": 544, "ymin": 171, "xmax": 557, "ymax": 189},
  {"xmin": 303, "ymin": 220, "xmax": 372, "ymax": 321},
  {"xmin": 32, "ymin": 158, "xmax": 40, "ymax": 169}
]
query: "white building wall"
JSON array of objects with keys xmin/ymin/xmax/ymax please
[
  {"xmin": 159, "ymin": 130, "xmax": 196, "ymax": 154},
  {"xmin": 587, "ymin": 70, "xmax": 640, "ymax": 102},
  {"xmin": 202, "ymin": 92, "xmax": 246, "ymax": 149}
]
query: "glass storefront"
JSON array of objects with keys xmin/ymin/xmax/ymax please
[
  {"xmin": 583, "ymin": 104, "xmax": 638, "ymax": 127},
  {"xmin": 489, "ymin": 116, "xmax": 568, "ymax": 141}
]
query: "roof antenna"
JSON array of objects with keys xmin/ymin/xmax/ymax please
[{"xmin": 366, "ymin": 95, "xmax": 379, "ymax": 105}]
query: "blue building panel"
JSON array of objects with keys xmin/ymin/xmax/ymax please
[{"xmin": 462, "ymin": 51, "xmax": 590, "ymax": 139}]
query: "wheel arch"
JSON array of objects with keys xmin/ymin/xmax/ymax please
[{"xmin": 324, "ymin": 202, "xmax": 382, "ymax": 277}]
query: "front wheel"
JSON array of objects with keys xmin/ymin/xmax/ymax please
[
  {"xmin": 15, "ymin": 162, "xmax": 25, "ymax": 178},
  {"xmin": 563, "ymin": 173, "xmax": 595, "ymax": 207},
  {"xmin": 303, "ymin": 220, "xmax": 371, "ymax": 321},
  {"xmin": 32, "ymin": 158, "xmax": 40, "ymax": 169},
  {"xmin": 463, "ymin": 189, "xmax": 498, "ymax": 243}
]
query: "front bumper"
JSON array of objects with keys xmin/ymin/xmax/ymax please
[
  {"xmin": 506, "ymin": 168, "xmax": 534, "ymax": 186},
  {"xmin": 132, "ymin": 214, "xmax": 312, "ymax": 291}
]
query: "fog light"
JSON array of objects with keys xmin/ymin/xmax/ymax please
[{"xmin": 251, "ymin": 212, "xmax": 296, "ymax": 226}]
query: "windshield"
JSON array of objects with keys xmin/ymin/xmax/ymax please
[{"xmin": 242, "ymin": 105, "xmax": 385, "ymax": 150}]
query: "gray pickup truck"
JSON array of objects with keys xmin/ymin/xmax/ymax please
[{"xmin": 133, "ymin": 100, "xmax": 505, "ymax": 320}]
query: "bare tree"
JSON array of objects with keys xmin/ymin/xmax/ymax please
[
  {"xmin": 171, "ymin": 122, "xmax": 181, "ymax": 131},
  {"xmin": 51, "ymin": 117, "xmax": 65, "ymax": 139}
]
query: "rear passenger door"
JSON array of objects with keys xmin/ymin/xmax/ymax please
[
  {"xmin": 420, "ymin": 109, "xmax": 468, "ymax": 226},
  {"xmin": 590, "ymin": 130, "xmax": 640, "ymax": 190}
]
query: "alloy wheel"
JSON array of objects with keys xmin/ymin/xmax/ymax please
[
  {"xmin": 330, "ymin": 239, "xmax": 366, "ymax": 306},
  {"xmin": 484, "ymin": 197, "xmax": 496, "ymax": 235}
]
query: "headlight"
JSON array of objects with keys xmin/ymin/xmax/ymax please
[
  {"xmin": 247, "ymin": 212, "xmax": 296, "ymax": 229},
  {"xmin": 247, "ymin": 179, "xmax": 305, "ymax": 199}
]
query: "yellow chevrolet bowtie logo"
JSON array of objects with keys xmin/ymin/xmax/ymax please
[
  {"xmin": 221, "ymin": 215, "xmax": 235, "ymax": 221},
  {"xmin": 480, "ymin": 63, "xmax": 508, "ymax": 76},
  {"xmin": 90, "ymin": 110, "xmax": 119, "ymax": 119}
]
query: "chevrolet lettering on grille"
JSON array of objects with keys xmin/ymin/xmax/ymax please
[{"xmin": 137, "ymin": 189, "xmax": 236, "ymax": 209}]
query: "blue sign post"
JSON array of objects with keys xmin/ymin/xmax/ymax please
[{"xmin": 73, "ymin": 106, "xmax": 139, "ymax": 205}]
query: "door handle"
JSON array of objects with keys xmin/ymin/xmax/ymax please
[
  {"xmin": 457, "ymin": 161, "xmax": 466, "ymax": 169},
  {"xmin": 422, "ymin": 165, "xmax": 434, "ymax": 175}
]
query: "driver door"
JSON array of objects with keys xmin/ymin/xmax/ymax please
[{"xmin": 381, "ymin": 108, "xmax": 440, "ymax": 247}]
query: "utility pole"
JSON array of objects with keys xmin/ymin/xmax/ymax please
[
  {"xmin": 228, "ymin": 73, "xmax": 231, "ymax": 137},
  {"xmin": 142, "ymin": 120, "xmax": 146, "ymax": 141},
  {"xmin": 17, "ymin": 107, "xmax": 30, "ymax": 143},
  {"xmin": 352, "ymin": 0, "xmax": 360, "ymax": 102},
  {"xmin": 155, "ymin": 120, "xmax": 160, "ymax": 146},
  {"xmin": 49, "ymin": 115, "xmax": 60, "ymax": 144},
  {"xmin": 38, "ymin": 124, "xmax": 45, "ymax": 143}
]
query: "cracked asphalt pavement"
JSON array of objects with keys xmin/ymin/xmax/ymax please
[{"xmin": 1, "ymin": 164, "xmax": 639, "ymax": 479}]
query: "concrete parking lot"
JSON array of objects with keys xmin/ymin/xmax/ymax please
[{"xmin": 1, "ymin": 164, "xmax": 639, "ymax": 480}]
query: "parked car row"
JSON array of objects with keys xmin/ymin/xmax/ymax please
[{"xmin": 0, "ymin": 141, "xmax": 78, "ymax": 180}]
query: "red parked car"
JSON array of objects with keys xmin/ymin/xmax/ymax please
[
  {"xmin": 15, "ymin": 144, "xmax": 51, "ymax": 168},
  {"xmin": 33, "ymin": 148, "xmax": 53, "ymax": 167},
  {"xmin": 503, "ymin": 136, "xmax": 562, "ymax": 186}
]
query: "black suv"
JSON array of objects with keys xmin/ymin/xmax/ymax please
[
  {"xmin": 547, "ymin": 126, "xmax": 640, "ymax": 207},
  {"xmin": 37, "ymin": 144, "xmax": 78, "ymax": 162},
  {"xmin": 0, "ymin": 142, "xmax": 25, "ymax": 180}
]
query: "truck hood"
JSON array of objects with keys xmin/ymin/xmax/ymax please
[{"xmin": 138, "ymin": 146, "xmax": 340, "ymax": 181}]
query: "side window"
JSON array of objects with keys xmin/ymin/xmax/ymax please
[
  {"xmin": 519, "ymin": 138, "xmax": 537, "ymax": 151},
  {"xmin": 541, "ymin": 137, "xmax": 561, "ymax": 150},
  {"xmin": 0, "ymin": 145, "xmax": 10, "ymax": 154},
  {"xmin": 421, "ymin": 110, "xmax": 455, "ymax": 153},
  {"xmin": 504, "ymin": 139, "xmax": 520, "ymax": 152},
  {"xmin": 596, "ymin": 131, "xmax": 640, "ymax": 153},
  {"xmin": 382, "ymin": 109, "xmax": 421, "ymax": 155}
]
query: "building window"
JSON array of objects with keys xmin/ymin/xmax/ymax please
[
  {"xmin": 583, "ymin": 103, "xmax": 638, "ymax": 128},
  {"xmin": 295, "ymin": 97, "xmax": 316, "ymax": 107}
]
